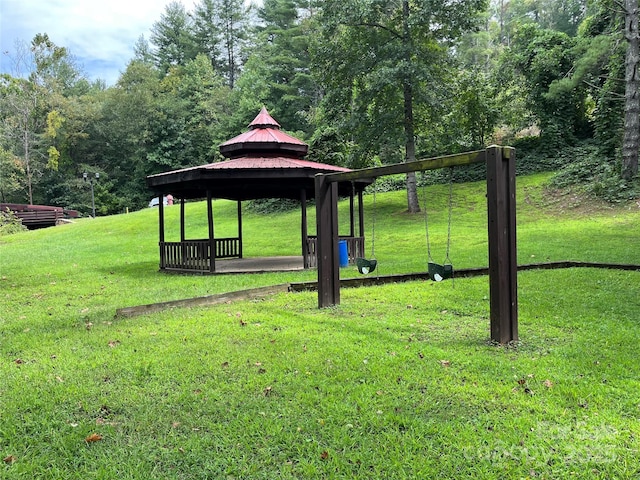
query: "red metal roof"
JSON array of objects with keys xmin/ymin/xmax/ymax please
[
  {"xmin": 219, "ymin": 107, "xmax": 308, "ymax": 158},
  {"xmin": 148, "ymin": 157, "xmax": 351, "ymax": 178},
  {"xmin": 146, "ymin": 108, "xmax": 373, "ymax": 201},
  {"xmin": 203, "ymin": 157, "xmax": 350, "ymax": 172}
]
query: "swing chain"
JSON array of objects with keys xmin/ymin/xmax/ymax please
[
  {"xmin": 445, "ymin": 167, "xmax": 453, "ymax": 265},
  {"xmin": 422, "ymin": 174, "xmax": 433, "ymax": 263},
  {"xmin": 371, "ymin": 179, "xmax": 376, "ymax": 258}
]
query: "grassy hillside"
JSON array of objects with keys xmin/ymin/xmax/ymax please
[{"xmin": 1, "ymin": 173, "xmax": 639, "ymax": 478}]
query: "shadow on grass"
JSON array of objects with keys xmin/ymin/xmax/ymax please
[{"xmin": 98, "ymin": 260, "xmax": 161, "ymax": 278}]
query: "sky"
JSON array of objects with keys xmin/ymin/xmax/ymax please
[{"xmin": 0, "ymin": 0, "xmax": 199, "ymax": 86}]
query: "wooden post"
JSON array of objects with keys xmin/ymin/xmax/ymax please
[
  {"xmin": 301, "ymin": 189, "xmax": 309, "ymax": 269},
  {"xmin": 207, "ymin": 190, "xmax": 216, "ymax": 273},
  {"xmin": 180, "ymin": 197, "xmax": 186, "ymax": 270},
  {"xmin": 358, "ymin": 190, "xmax": 364, "ymax": 239},
  {"xmin": 315, "ymin": 174, "xmax": 340, "ymax": 307},
  {"xmin": 158, "ymin": 194, "xmax": 165, "ymax": 270},
  {"xmin": 237, "ymin": 200, "xmax": 243, "ymax": 259},
  {"xmin": 180, "ymin": 198, "xmax": 185, "ymax": 242},
  {"xmin": 486, "ymin": 146, "xmax": 518, "ymax": 343},
  {"xmin": 349, "ymin": 188, "xmax": 355, "ymax": 238}
]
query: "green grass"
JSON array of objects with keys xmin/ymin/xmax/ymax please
[{"xmin": 1, "ymin": 173, "xmax": 640, "ymax": 479}]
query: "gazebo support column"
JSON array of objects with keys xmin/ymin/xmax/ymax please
[
  {"xmin": 301, "ymin": 189, "xmax": 309, "ymax": 269},
  {"xmin": 180, "ymin": 197, "xmax": 187, "ymax": 270},
  {"xmin": 237, "ymin": 200, "xmax": 243, "ymax": 259},
  {"xmin": 207, "ymin": 190, "xmax": 216, "ymax": 273},
  {"xmin": 180, "ymin": 198, "xmax": 185, "ymax": 242},
  {"xmin": 349, "ymin": 189, "xmax": 355, "ymax": 238},
  {"xmin": 358, "ymin": 190, "xmax": 364, "ymax": 239},
  {"xmin": 158, "ymin": 194, "xmax": 166, "ymax": 270}
]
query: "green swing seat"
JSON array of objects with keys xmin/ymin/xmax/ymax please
[
  {"xmin": 428, "ymin": 261, "xmax": 453, "ymax": 282},
  {"xmin": 356, "ymin": 257, "xmax": 377, "ymax": 274}
]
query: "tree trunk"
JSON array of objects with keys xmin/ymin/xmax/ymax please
[
  {"xmin": 622, "ymin": 0, "xmax": 639, "ymax": 180},
  {"xmin": 23, "ymin": 114, "xmax": 33, "ymax": 205},
  {"xmin": 402, "ymin": 0, "xmax": 420, "ymax": 213},
  {"xmin": 403, "ymin": 81, "xmax": 420, "ymax": 213}
]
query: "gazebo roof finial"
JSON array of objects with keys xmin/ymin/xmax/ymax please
[{"xmin": 249, "ymin": 106, "xmax": 281, "ymax": 130}]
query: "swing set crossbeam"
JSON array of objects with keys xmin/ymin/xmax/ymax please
[
  {"xmin": 314, "ymin": 145, "xmax": 518, "ymax": 344},
  {"xmin": 320, "ymin": 149, "xmax": 488, "ymax": 183}
]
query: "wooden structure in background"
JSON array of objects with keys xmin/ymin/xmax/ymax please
[
  {"xmin": 0, "ymin": 203, "xmax": 79, "ymax": 229},
  {"xmin": 314, "ymin": 146, "xmax": 518, "ymax": 344},
  {"xmin": 146, "ymin": 108, "xmax": 372, "ymax": 273}
]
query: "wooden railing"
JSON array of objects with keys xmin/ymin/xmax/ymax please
[
  {"xmin": 306, "ymin": 236, "xmax": 364, "ymax": 269},
  {"xmin": 160, "ymin": 237, "xmax": 241, "ymax": 272},
  {"xmin": 161, "ymin": 236, "xmax": 363, "ymax": 272}
]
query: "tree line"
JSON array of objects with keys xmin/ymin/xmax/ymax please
[{"xmin": 1, "ymin": 0, "xmax": 638, "ymax": 216}]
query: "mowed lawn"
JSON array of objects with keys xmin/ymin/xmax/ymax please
[{"xmin": 1, "ymin": 173, "xmax": 640, "ymax": 479}]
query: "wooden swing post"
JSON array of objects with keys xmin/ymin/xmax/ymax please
[{"xmin": 315, "ymin": 146, "xmax": 518, "ymax": 344}]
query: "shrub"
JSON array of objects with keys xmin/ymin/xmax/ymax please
[
  {"xmin": 549, "ymin": 145, "xmax": 639, "ymax": 204},
  {"xmin": 247, "ymin": 198, "xmax": 302, "ymax": 214},
  {"xmin": 0, "ymin": 208, "xmax": 27, "ymax": 236}
]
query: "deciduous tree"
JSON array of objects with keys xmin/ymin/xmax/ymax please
[{"xmin": 316, "ymin": 0, "xmax": 487, "ymax": 212}]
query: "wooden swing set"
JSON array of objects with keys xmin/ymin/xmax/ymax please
[{"xmin": 314, "ymin": 146, "xmax": 518, "ymax": 344}]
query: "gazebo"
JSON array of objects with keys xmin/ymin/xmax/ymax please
[{"xmin": 146, "ymin": 108, "xmax": 372, "ymax": 274}]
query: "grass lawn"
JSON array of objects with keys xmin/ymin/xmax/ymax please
[{"xmin": 1, "ymin": 173, "xmax": 639, "ymax": 479}]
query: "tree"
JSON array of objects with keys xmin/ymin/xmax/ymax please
[
  {"xmin": 0, "ymin": 74, "xmax": 44, "ymax": 204},
  {"xmin": 133, "ymin": 35, "xmax": 155, "ymax": 64},
  {"xmin": 145, "ymin": 55, "xmax": 232, "ymax": 174},
  {"xmin": 232, "ymin": 0, "xmax": 319, "ymax": 134},
  {"xmin": 0, "ymin": 147, "xmax": 24, "ymax": 203},
  {"xmin": 621, "ymin": 0, "xmax": 639, "ymax": 179},
  {"xmin": 500, "ymin": 24, "xmax": 591, "ymax": 148},
  {"xmin": 316, "ymin": 0, "xmax": 487, "ymax": 212},
  {"xmin": 150, "ymin": 1, "xmax": 198, "ymax": 75},
  {"xmin": 540, "ymin": 0, "xmax": 638, "ymax": 180},
  {"xmin": 96, "ymin": 60, "xmax": 161, "ymax": 208},
  {"xmin": 192, "ymin": 0, "xmax": 250, "ymax": 88},
  {"xmin": 192, "ymin": 0, "xmax": 223, "ymax": 71}
]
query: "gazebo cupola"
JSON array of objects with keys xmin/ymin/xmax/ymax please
[{"xmin": 219, "ymin": 107, "xmax": 309, "ymax": 160}]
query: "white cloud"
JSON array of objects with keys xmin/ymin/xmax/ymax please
[{"xmin": 1, "ymin": 0, "xmax": 198, "ymax": 85}]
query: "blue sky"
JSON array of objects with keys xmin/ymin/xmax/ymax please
[{"xmin": 1, "ymin": 0, "xmax": 199, "ymax": 86}]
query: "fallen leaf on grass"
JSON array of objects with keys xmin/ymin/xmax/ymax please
[
  {"xmin": 3, "ymin": 455, "xmax": 16, "ymax": 464},
  {"xmin": 320, "ymin": 451, "xmax": 329, "ymax": 460},
  {"xmin": 85, "ymin": 433, "xmax": 103, "ymax": 443},
  {"xmin": 108, "ymin": 340, "xmax": 120, "ymax": 348},
  {"xmin": 439, "ymin": 360, "xmax": 451, "ymax": 367},
  {"xmin": 543, "ymin": 379, "xmax": 553, "ymax": 389},
  {"xmin": 14, "ymin": 358, "xmax": 24, "ymax": 365},
  {"xmin": 263, "ymin": 386, "xmax": 272, "ymax": 396}
]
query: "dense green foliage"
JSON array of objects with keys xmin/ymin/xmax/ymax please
[{"xmin": 0, "ymin": 0, "xmax": 637, "ymax": 215}]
